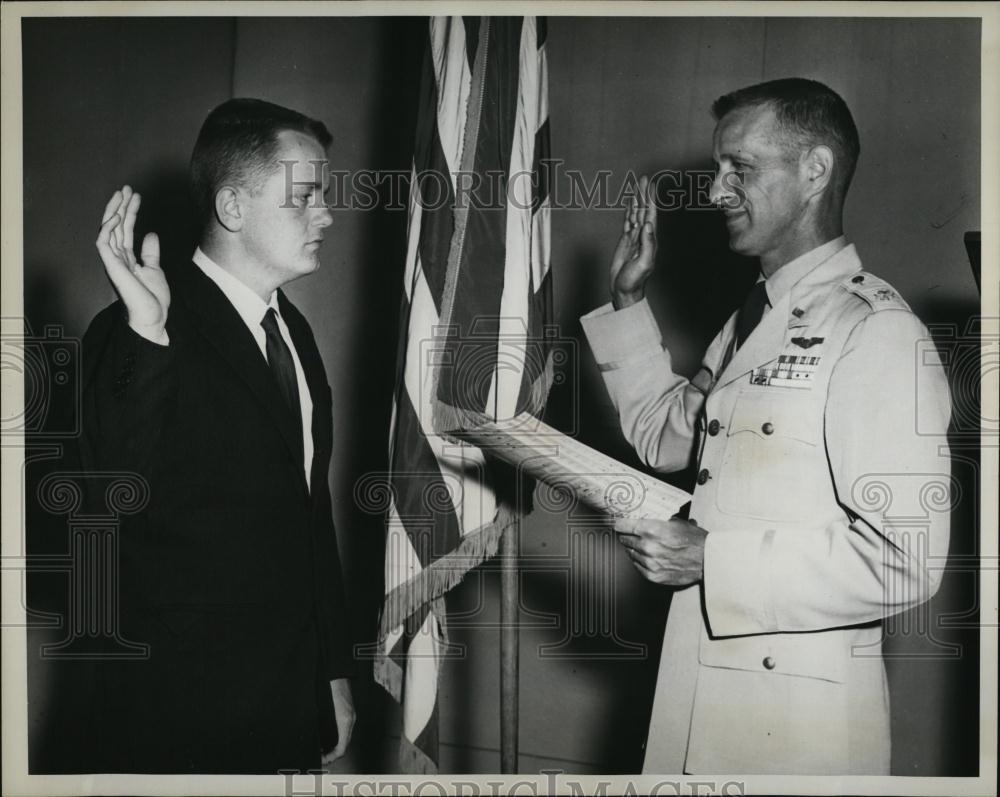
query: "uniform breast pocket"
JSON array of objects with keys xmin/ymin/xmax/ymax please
[{"xmin": 714, "ymin": 390, "xmax": 824, "ymax": 522}]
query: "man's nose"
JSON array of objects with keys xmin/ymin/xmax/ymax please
[
  {"xmin": 709, "ymin": 170, "xmax": 741, "ymax": 210},
  {"xmin": 314, "ymin": 205, "xmax": 333, "ymax": 229}
]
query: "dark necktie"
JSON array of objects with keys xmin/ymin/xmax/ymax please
[
  {"xmin": 261, "ymin": 308, "xmax": 303, "ymax": 439},
  {"xmin": 735, "ymin": 280, "xmax": 770, "ymax": 350}
]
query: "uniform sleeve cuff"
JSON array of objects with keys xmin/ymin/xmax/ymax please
[
  {"xmin": 580, "ymin": 299, "xmax": 663, "ymax": 368},
  {"xmin": 703, "ymin": 528, "xmax": 776, "ymax": 637}
]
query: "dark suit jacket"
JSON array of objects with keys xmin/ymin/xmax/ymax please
[{"xmin": 78, "ymin": 259, "xmax": 353, "ymax": 774}]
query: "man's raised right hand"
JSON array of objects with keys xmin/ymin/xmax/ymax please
[
  {"xmin": 96, "ymin": 185, "xmax": 170, "ymax": 345},
  {"xmin": 609, "ymin": 174, "xmax": 659, "ymax": 310}
]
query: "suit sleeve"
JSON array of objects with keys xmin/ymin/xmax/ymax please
[
  {"xmin": 703, "ymin": 309, "xmax": 952, "ymax": 635},
  {"xmin": 79, "ymin": 301, "xmax": 177, "ymax": 479},
  {"xmin": 317, "ymin": 509, "xmax": 356, "ymax": 680},
  {"xmin": 581, "ymin": 299, "xmax": 711, "ymax": 473}
]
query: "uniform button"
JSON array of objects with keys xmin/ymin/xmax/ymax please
[
  {"xmin": 697, "ymin": 469, "xmax": 710, "ymax": 485},
  {"xmin": 761, "ymin": 422, "xmax": 774, "ymax": 435},
  {"xmin": 707, "ymin": 419, "xmax": 720, "ymax": 436},
  {"xmin": 762, "ymin": 656, "xmax": 776, "ymax": 670},
  {"xmin": 852, "ymin": 275, "xmax": 864, "ymax": 284}
]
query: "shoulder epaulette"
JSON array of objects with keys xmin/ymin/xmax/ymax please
[{"xmin": 842, "ymin": 272, "xmax": 911, "ymax": 312}]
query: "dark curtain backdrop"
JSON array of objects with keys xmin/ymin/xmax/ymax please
[{"xmin": 22, "ymin": 16, "xmax": 981, "ymax": 775}]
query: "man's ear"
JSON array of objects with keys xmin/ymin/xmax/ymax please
[
  {"xmin": 802, "ymin": 145, "xmax": 835, "ymax": 198},
  {"xmin": 214, "ymin": 186, "xmax": 243, "ymax": 232}
]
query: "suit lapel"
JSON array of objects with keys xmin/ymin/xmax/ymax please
[
  {"xmin": 171, "ymin": 260, "xmax": 307, "ymax": 479},
  {"xmin": 278, "ymin": 290, "xmax": 332, "ymax": 494}
]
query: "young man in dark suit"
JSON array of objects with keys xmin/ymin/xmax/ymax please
[{"xmin": 81, "ymin": 98, "xmax": 355, "ymax": 773}]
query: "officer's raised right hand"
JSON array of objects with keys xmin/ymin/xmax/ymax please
[
  {"xmin": 610, "ymin": 174, "xmax": 658, "ymax": 310},
  {"xmin": 96, "ymin": 185, "xmax": 170, "ymax": 345}
]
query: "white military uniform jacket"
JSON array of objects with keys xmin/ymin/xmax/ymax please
[{"xmin": 581, "ymin": 239, "xmax": 952, "ymax": 774}]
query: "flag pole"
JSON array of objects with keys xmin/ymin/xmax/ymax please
[{"xmin": 500, "ymin": 515, "xmax": 519, "ymax": 773}]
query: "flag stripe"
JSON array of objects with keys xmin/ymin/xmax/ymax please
[
  {"xmin": 378, "ymin": 15, "xmax": 551, "ymax": 774},
  {"xmin": 414, "ymin": 33, "xmax": 458, "ymax": 315},
  {"xmin": 439, "ymin": 17, "xmax": 524, "ymax": 416},
  {"xmin": 430, "ymin": 17, "xmax": 471, "ymax": 186}
]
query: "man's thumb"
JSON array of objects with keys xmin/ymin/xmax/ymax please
[{"xmin": 140, "ymin": 232, "xmax": 160, "ymax": 268}]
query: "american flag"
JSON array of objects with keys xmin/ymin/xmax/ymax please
[{"xmin": 373, "ymin": 16, "xmax": 552, "ymax": 774}]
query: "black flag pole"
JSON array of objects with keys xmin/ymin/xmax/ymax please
[{"xmin": 500, "ymin": 517, "xmax": 520, "ymax": 774}]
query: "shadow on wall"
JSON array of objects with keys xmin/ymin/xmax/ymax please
[
  {"xmin": 323, "ymin": 17, "xmax": 428, "ymax": 774},
  {"xmin": 882, "ymin": 292, "xmax": 982, "ymax": 776}
]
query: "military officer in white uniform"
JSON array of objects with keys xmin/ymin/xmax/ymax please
[{"xmin": 581, "ymin": 78, "xmax": 952, "ymax": 774}]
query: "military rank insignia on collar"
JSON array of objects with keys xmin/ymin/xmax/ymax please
[{"xmin": 750, "ymin": 353, "xmax": 820, "ymax": 389}]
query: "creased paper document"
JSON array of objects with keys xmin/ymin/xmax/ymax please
[{"xmin": 449, "ymin": 412, "xmax": 692, "ymax": 519}]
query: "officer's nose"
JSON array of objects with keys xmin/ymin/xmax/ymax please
[{"xmin": 710, "ymin": 169, "xmax": 742, "ymax": 211}]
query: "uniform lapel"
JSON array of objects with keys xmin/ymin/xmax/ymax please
[
  {"xmin": 172, "ymin": 260, "xmax": 307, "ymax": 480},
  {"xmin": 713, "ymin": 244, "xmax": 864, "ymax": 392},
  {"xmin": 714, "ymin": 289, "xmax": 791, "ymax": 391}
]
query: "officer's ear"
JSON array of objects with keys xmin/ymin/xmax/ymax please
[
  {"xmin": 214, "ymin": 186, "xmax": 244, "ymax": 233},
  {"xmin": 802, "ymin": 145, "xmax": 835, "ymax": 199}
]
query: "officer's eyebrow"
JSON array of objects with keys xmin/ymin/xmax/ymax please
[
  {"xmin": 290, "ymin": 180, "xmax": 326, "ymax": 195},
  {"xmin": 715, "ymin": 148, "xmax": 757, "ymax": 168}
]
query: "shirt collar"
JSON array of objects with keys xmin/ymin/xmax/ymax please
[
  {"xmin": 762, "ymin": 235, "xmax": 847, "ymax": 306},
  {"xmin": 192, "ymin": 247, "xmax": 280, "ymax": 329}
]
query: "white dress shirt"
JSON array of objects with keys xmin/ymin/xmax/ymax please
[
  {"xmin": 192, "ymin": 247, "xmax": 314, "ymax": 490},
  {"xmin": 757, "ymin": 234, "xmax": 847, "ymax": 312}
]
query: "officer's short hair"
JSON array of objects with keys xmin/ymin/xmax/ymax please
[
  {"xmin": 190, "ymin": 98, "xmax": 332, "ymax": 231},
  {"xmin": 712, "ymin": 78, "xmax": 860, "ymax": 196}
]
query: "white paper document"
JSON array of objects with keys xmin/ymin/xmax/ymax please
[{"xmin": 449, "ymin": 412, "xmax": 692, "ymax": 519}]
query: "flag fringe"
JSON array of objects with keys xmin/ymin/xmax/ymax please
[
  {"xmin": 374, "ymin": 652, "xmax": 404, "ymax": 703},
  {"xmin": 375, "ymin": 502, "xmax": 517, "ymax": 658}
]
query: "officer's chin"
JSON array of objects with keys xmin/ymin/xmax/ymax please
[{"xmin": 726, "ymin": 232, "xmax": 753, "ymax": 255}]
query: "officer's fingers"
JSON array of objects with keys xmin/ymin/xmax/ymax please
[
  {"xmin": 616, "ymin": 534, "xmax": 641, "ymax": 558},
  {"xmin": 641, "ymin": 176, "xmax": 658, "ymax": 229},
  {"xmin": 627, "ymin": 516, "xmax": 664, "ymax": 537},
  {"xmin": 632, "ymin": 535, "xmax": 667, "ymax": 560},
  {"xmin": 628, "ymin": 552, "xmax": 659, "ymax": 582},
  {"xmin": 614, "ymin": 516, "xmax": 642, "ymax": 535},
  {"xmin": 639, "ymin": 221, "xmax": 656, "ymax": 259},
  {"xmin": 621, "ymin": 199, "xmax": 634, "ymax": 233}
]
